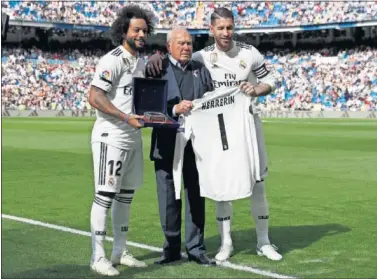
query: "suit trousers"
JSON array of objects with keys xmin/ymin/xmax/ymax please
[{"xmin": 154, "ymin": 141, "xmax": 205, "ymax": 257}]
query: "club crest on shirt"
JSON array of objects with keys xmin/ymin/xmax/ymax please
[
  {"xmin": 239, "ymin": 60, "xmax": 247, "ymax": 69},
  {"xmin": 100, "ymin": 70, "xmax": 111, "ymax": 80},
  {"xmin": 193, "ymin": 69, "xmax": 199, "ymax": 77},
  {"xmin": 108, "ymin": 177, "xmax": 115, "ymax": 187}
]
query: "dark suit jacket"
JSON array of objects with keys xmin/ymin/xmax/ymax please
[{"xmin": 148, "ymin": 58, "xmax": 214, "ymax": 162}]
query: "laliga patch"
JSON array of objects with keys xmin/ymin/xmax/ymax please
[
  {"xmin": 100, "ymin": 70, "xmax": 110, "ymax": 80},
  {"xmin": 100, "ymin": 70, "xmax": 112, "ymax": 84}
]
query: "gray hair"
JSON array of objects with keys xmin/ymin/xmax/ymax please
[{"xmin": 166, "ymin": 27, "xmax": 190, "ymax": 43}]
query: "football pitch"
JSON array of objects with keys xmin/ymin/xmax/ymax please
[{"xmin": 2, "ymin": 117, "xmax": 377, "ymax": 278}]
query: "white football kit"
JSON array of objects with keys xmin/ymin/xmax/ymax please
[
  {"xmin": 192, "ymin": 41, "xmax": 276, "ymax": 115},
  {"xmin": 192, "ymin": 41, "xmax": 276, "ymax": 179},
  {"xmin": 173, "ymin": 87, "xmax": 260, "ymax": 201},
  {"xmin": 91, "ymin": 45, "xmax": 145, "ymax": 192}
]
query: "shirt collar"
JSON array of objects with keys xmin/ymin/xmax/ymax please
[
  {"xmin": 214, "ymin": 41, "xmax": 237, "ymax": 55},
  {"xmin": 168, "ymin": 55, "xmax": 191, "ymax": 71},
  {"xmin": 119, "ymin": 45, "xmax": 138, "ymax": 61}
]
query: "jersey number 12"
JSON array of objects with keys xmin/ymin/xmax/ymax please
[{"xmin": 108, "ymin": 160, "xmax": 122, "ymax": 176}]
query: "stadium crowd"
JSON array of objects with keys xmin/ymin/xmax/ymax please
[
  {"xmin": 2, "ymin": 45, "xmax": 376, "ymax": 112},
  {"xmin": 261, "ymin": 46, "xmax": 377, "ymax": 112},
  {"xmin": 1, "ymin": 47, "xmax": 99, "ymax": 111},
  {"xmin": 2, "ymin": 1, "xmax": 377, "ymax": 28}
]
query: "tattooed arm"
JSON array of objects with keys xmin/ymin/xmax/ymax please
[
  {"xmin": 89, "ymin": 85, "xmax": 126, "ymax": 121},
  {"xmin": 89, "ymin": 85, "xmax": 142, "ymax": 128}
]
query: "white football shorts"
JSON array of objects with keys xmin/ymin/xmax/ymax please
[{"xmin": 92, "ymin": 142, "xmax": 143, "ymax": 193}]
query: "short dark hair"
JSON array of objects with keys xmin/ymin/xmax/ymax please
[
  {"xmin": 110, "ymin": 4, "xmax": 155, "ymax": 46},
  {"xmin": 210, "ymin": 7, "xmax": 234, "ymax": 25}
]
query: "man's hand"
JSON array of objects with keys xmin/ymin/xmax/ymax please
[
  {"xmin": 146, "ymin": 54, "xmax": 163, "ymax": 77},
  {"xmin": 174, "ymin": 100, "xmax": 193, "ymax": 115},
  {"xmin": 239, "ymin": 81, "xmax": 257, "ymax": 97},
  {"xmin": 126, "ymin": 114, "xmax": 144, "ymax": 129}
]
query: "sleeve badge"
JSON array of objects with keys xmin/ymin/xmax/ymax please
[{"xmin": 100, "ymin": 70, "xmax": 111, "ymax": 80}]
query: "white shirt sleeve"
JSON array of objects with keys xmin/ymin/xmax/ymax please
[
  {"xmin": 192, "ymin": 50, "xmax": 204, "ymax": 64},
  {"xmin": 173, "ymin": 117, "xmax": 191, "ymax": 200},
  {"xmin": 91, "ymin": 56, "xmax": 121, "ymax": 93},
  {"xmin": 249, "ymin": 47, "xmax": 276, "ymax": 92}
]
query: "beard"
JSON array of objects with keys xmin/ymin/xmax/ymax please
[
  {"xmin": 126, "ymin": 37, "xmax": 145, "ymax": 52},
  {"xmin": 215, "ymin": 38, "xmax": 233, "ymax": 51}
]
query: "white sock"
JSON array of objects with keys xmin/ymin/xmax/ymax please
[
  {"xmin": 111, "ymin": 190, "xmax": 134, "ymax": 257},
  {"xmin": 91, "ymin": 193, "xmax": 113, "ymax": 261},
  {"xmin": 251, "ymin": 181, "xmax": 270, "ymax": 248},
  {"xmin": 216, "ymin": 201, "xmax": 233, "ymax": 246}
]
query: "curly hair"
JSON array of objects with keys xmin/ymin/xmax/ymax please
[{"xmin": 110, "ymin": 4, "xmax": 155, "ymax": 46}]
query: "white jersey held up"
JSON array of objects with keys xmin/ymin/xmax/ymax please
[
  {"xmin": 192, "ymin": 41, "xmax": 276, "ymax": 114},
  {"xmin": 91, "ymin": 45, "xmax": 145, "ymax": 150},
  {"xmin": 173, "ymin": 87, "xmax": 260, "ymax": 202}
]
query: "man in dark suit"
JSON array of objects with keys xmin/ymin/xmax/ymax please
[{"xmin": 146, "ymin": 28, "xmax": 215, "ymax": 266}]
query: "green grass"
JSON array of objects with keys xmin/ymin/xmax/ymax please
[{"xmin": 2, "ymin": 118, "xmax": 377, "ymax": 278}]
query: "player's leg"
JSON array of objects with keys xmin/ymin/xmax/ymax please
[
  {"xmin": 90, "ymin": 142, "xmax": 120, "ymax": 276},
  {"xmin": 251, "ymin": 115, "xmax": 282, "ymax": 261},
  {"xmin": 110, "ymin": 146, "xmax": 147, "ymax": 267},
  {"xmin": 252, "ymin": 115, "xmax": 270, "ymax": 248},
  {"xmin": 215, "ymin": 201, "xmax": 234, "ymax": 261}
]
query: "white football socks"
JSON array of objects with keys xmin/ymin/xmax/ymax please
[
  {"xmin": 215, "ymin": 181, "xmax": 271, "ymax": 250},
  {"xmin": 251, "ymin": 181, "xmax": 270, "ymax": 248},
  {"xmin": 111, "ymin": 191, "xmax": 134, "ymax": 257},
  {"xmin": 216, "ymin": 201, "xmax": 233, "ymax": 246},
  {"xmin": 90, "ymin": 193, "xmax": 113, "ymax": 261}
]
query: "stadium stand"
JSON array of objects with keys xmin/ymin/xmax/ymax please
[
  {"xmin": 2, "ymin": 1, "xmax": 377, "ymax": 28},
  {"xmin": 1, "ymin": 1, "xmax": 377, "ymax": 112},
  {"xmin": 260, "ymin": 46, "xmax": 377, "ymax": 112},
  {"xmin": 2, "ymin": 44, "xmax": 376, "ymax": 111}
]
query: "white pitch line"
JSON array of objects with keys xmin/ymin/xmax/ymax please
[{"xmin": 2, "ymin": 214, "xmax": 296, "ymax": 279}]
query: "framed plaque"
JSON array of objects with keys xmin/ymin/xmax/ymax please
[{"xmin": 133, "ymin": 77, "xmax": 180, "ymax": 129}]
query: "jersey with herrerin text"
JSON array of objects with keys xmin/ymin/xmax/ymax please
[{"xmin": 173, "ymin": 87, "xmax": 261, "ymax": 201}]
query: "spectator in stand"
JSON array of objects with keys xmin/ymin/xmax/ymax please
[
  {"xmin": 2, "ymin": 1, "xmax": 377, "ymax": 28},
  {"xmin": 2, "ymin": 45, "xmax": 376, "ymax": 111},
  {"xmin": 260, "ymin": 46, "xmax": 377, "ymax": 112}
]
